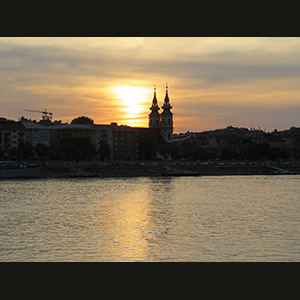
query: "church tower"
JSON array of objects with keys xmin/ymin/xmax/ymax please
[
  {"xmin": 160, "ymin": 83, "xmax": 173, "ymax": 143},
  {"xmin": 149, "ymin": 85, "xmax": 160, "ymax": 128}
]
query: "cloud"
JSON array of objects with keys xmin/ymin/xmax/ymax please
[
  {"xmin": 1, "ymin": 37, "xmax": 300, "ymax": 131},
  {"xmin": 174, "ymin": 101, "xmax": 300, "ymax": 133},
  {"xmin": 2, "ymin": 37, "xmax": 300, "ymax": 88}
]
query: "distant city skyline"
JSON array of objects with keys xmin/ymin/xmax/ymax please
[{"xmin": 1, "ymin": 37, "xmax": 300, "ymax": 133}]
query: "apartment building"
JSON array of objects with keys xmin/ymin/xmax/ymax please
[
  {"xmin": 20, "ymin": 118, "xmax": 50, "ymax": 147},
  {"xmin": 0, "ymin": 120, "xmax": 26, "ymax": 157}
]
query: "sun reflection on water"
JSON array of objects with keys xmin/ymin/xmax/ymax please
[
  {"xmin": 90, "ymin": 177, "xmax": 177, "ymax": 261},
  {"xmin": 106, "ymin": 183, "xmax": 151, "ymax": 261},
  {"xmin": 2, "ymin": 176, "xmax": 300, "ymax": 261}
]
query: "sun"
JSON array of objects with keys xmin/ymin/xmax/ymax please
[
  {"xmin": 109, "ymin": 84, "xmax": 152, "ymax": 126},
  {"xmin": 110, "ymin": 85, "xmax": 151, "ymax": 107}
]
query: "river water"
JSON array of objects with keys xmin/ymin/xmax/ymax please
[{"xmin": 1, "ymin": 175, "xmax": 299, "ymax": 261}]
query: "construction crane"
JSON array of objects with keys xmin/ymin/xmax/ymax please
[{"xmin": 24, "ymin": 109, "xmax": 53, "ymax": 121}]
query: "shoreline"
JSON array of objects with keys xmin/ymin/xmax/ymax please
[{"xmin": 40, "ymin": 161, "xmax": 300, "ymax": 178}]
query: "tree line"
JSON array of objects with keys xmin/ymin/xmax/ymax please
[
  {"xmin": 0, "ymin": 116, "xmax": 292, "ymax": 162},
  {"xmin": 156, "ymin": 140, "xmax": 289, "ymax": 161},
  {"xmin": 0, "ymin": 136, "xmax": 289, "ymax": 162}
]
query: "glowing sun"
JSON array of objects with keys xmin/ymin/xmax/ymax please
[
  {"xmin": 109, "ymin": 84, "xmax": 152, "ymax": 126},
  {"xmin": 110, "ymin": 85, "xmax": 151, "ymax": 107}
]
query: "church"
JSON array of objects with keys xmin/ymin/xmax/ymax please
[{"xmin": 149, "ymin": 84, "xmax": 173, "ymax": 143}]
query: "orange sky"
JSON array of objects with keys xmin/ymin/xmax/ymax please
[{"xmin": 1, "ymin": 37, "xmax": 300, "ymax": 133}]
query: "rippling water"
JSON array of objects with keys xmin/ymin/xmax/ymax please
[{"xmin": 1, "ymin": 175, "xmax": 300, "ymax": 261}]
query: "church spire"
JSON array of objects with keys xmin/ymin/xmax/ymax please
[
  {"xmin": 152, "ymin": 84, "xmax": 158, "ymax": 107},
  {"xmin": 160, "ymin": 82, "xmax": 173, "ymax": 143},
  {"xmin": 162, "ymin": 83, "xmax": 172, "ymax": 108},
  {"xmin": 150, "ymin": 84, "xmax": 159, "ymax": 110},
  {"xmin": 164, "ymin": 82, "xmax": 170, "ymax": 106},
  {"xmin": 149, "ymin": 84, "xmax": 160, "ymax": 128}
]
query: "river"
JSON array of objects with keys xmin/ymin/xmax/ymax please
[{"xmin": 1, "ymin": 175, "xmax": 299, "ymax": 261}]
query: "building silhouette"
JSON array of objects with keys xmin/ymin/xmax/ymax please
[
  {"xmin": 4, "ymin": 82, "xmax": 300, "ymax": 162},
  {"xmin": 149, "ymin": 84, "xmax": 173, "ymax": 143}
]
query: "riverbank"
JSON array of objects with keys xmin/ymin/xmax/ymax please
[{"xmin": 40, "ymin": 161, "xmax": 300, "ymax": 178}]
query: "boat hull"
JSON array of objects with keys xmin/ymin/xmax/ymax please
[{"xmin": 0, "ymin": 166, "xmax": 41, "ymax": 179}]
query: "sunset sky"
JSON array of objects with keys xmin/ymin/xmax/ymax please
[{"xmin": 1, "ymin": 37, "xmax": 300, "ymax": 133}]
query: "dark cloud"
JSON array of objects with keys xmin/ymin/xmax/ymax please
[
  {"xmin": 134, "ymin": 54, "xmax": 300, "ymax": 87},
  {"xmin": 2, "ymin": 40, "xmax": 300, "ymax": 87}
]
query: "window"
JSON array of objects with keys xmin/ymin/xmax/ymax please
[
  {"xmin": 156, "ymin": 120, "xmax": 159, "ymax": 126},
  {"xmin": 168, "ymin": 118, "xmax": 171, "ymax": 125},
  {"xmin": 162, "ymin": 118, "xmax": 165, "ymax": 125}
]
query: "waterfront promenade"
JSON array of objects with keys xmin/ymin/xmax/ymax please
[{"xmin": 39, "ymin": 160, "xmax": 300, "ymax": 178}]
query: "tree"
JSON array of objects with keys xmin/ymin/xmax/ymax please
[
  {"xmin": 139, "ymin": 137, "xmax": 156, "ymax": 160},
  {"xmin": 59, "ymin": 136, "xmax": 96, "ymax": 161},
  {"xmin": 18, "ymin": 141, "xmax": 34, "ymax": 160},
  {"xmin": 9, "ymin": 147, "xmax": 19, "ymax": 159},
  {"xmin": 221, "ymin": 146, "xmax": 237, "ymax": 160},
  {"xmin": 35, "ymin": 143, "xmax": 50, "ymax": 159},
  {"xmin": 97, "ymin": 140, "xmax": 111, "ymax": 160},
  {"xmin": 71, "ymin": 116, "xmax": 94, "ymax": 125},
  {"xmin": 61, "ymin": 142, "xmax": 78, "ymax": 161}
]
